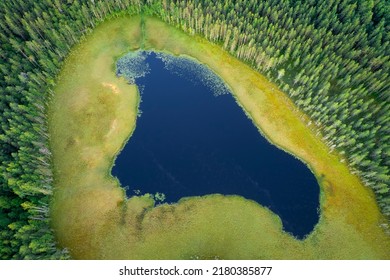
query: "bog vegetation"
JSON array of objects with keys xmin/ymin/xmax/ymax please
[{"xmin": 0, "ymin": 0, "xmax": 388, "ymax": 259}]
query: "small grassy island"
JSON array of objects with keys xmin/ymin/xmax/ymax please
[{"xmin": 0, "ymin": 1, "xmax": 389, "ymax": 260}]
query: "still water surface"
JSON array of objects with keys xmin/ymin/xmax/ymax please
[{"xmin": 112, "ymin": 52, "xmax": 319, "ymax": 238}]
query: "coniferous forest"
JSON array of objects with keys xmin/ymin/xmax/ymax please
[{"xmin": 0, "ymin": 0, "xmax": 389, "ymax": 259}]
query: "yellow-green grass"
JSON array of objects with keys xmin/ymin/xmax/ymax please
[{"xmin": 49, "ymin": 15, "xmax": 390, "ymax": 259}]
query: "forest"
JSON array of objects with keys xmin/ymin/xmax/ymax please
[{"xmin": 0, "ymin": 0, "xmax": 389, "ymax": 259}]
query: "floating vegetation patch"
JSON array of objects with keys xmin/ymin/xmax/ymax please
[
  {"xmin": 116, "ymin": 51, "xmax": 150, "ymax": 84},
  {"xmin": 155, "ymin": 52, "xmax": 230, "ymax": 97},
  {"xmin": 116, "ymin": 51, "xmax": 231, "ymax": 96}
]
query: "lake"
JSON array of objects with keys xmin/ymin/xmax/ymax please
[{"xmin": 112, "ymin": 51, "xmax": 319, "ymax": 239}]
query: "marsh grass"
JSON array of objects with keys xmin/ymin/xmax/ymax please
[{"xmin": 49, "ymin": 15, "xmax": 390, "ymax": 259}]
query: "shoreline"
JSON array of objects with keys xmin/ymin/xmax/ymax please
[{"xmin": 48, "ymin": 15, "xmax": 390, "ymax": 259}]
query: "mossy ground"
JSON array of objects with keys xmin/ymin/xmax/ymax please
[{"xmin": 49, "ymin": 15, "xmax": 390, "ymax": 259}]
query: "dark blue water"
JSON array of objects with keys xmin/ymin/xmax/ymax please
[{"xmin": 113, "ymin": 52, "xmax": 319, "ymax": 239}]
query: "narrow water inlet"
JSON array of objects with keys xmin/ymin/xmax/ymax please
[{"xmin": 112, "ymin": 51, "xmax": 320, "ymax": 239}]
